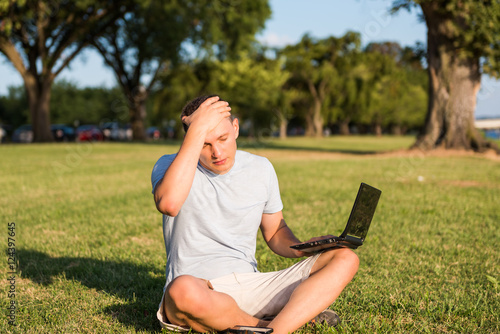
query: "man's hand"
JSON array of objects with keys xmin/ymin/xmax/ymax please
[
  {"xmin": 154, "ymin": 96, "xmax": 232, "ymax": 216},
  {"xmin": 302, "ymin": 235, "xmax": 336, "ymax": 244},
  {"xmin": 182, "ymin": 96, "xmax": 231, "ymax": 134},
  {"xmin": 295, "ymin": 235, "xmax": 336, "ymax": 257}
]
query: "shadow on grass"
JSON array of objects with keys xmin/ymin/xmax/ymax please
[
  {"xmin": 122, "ymin": 137, "xmax": 380, "ymax": 154},
  {"xmin": 88, "ymin": 137, "xmax": 404, "ymax": 155},
  {"xmin": 256, "ymin": 142, "xmax": 379, "ymax": 155},
  {"xmin": 236, "ymin": 139, "xmax": 382, "ymax": 155},
  {"xmin": 18, "ymin": 248, "xmax": 164, "ymax": 333}
]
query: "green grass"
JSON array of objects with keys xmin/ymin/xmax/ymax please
[
  {"xmin": 1, "ymin": 137, "xmax": 499, "ymax": 333},
  {"xmin": 238, "ymin": 135, "xmax": 416, "ymax": 153}
]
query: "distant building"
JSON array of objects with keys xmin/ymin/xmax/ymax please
[
  {"xmin": 475, "ymin": 118, "xmax": 500, "ymax": 130},
  {"xmin": 475, "ymin": 117, "xmax": 500, "ymax": 140}
]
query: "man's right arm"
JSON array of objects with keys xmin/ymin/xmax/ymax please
[{"xmin": 154, "ymin": 97, "xmax": 231, "ymax": 216}]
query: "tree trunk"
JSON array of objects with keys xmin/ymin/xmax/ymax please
[
  {"xmin": 304, "ymin": 78, "xmax": 325, "ymax": 137},
  {"xmin": 278, "ymin": 112, "xmax": 288, "ymax": 139},
  {"xmin": 304, "ymin": 109, "xmax": 315, "ymax": 137},
  {"xmin": 338, "ymin": 118, "xmax": 351, "ymax": 135},
  {"xmin": 373, "ymin": 122, "xmax": 382, "ymax": 137},
  {"xmin": 305, "ymin": 98, "xmax": 323, "ymax": 137},
  {"xmin": 313, "ymin": 98, "xmax": 323, "ymax": 137},
  {"xmin": 391, "ymin": 124, "xmax": 402, "ymax": 136},
  {"xmin": 128, "ymin": 86, "xmax": 147, "ymax": 141},
  {"xmin": 414, "ymin": 3, "xmax": 497, "ymax": 152},
  {"xmin": 24, "ymin": 75, "xmax": 54, "ymax": 142}
]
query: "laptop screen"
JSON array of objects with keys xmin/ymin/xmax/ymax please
[{"xmin": 341, "ymin": 183, "xmax": 381, "ymax": 241}]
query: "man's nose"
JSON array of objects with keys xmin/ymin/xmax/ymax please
[{"xmin": 212, "ymin": 144, "xmax": 222, "ymax": 158}]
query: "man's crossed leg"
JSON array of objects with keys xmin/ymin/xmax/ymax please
[{"xmin": 163, "ymin": 248, "xmax": 359, "ymax": 334}]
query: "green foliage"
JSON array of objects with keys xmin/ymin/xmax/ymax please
[
  {"xmin": 92, "ymin": 1, "xmax": 192, "ymax": 91},
  {"xmin": 281, "ymin": 32, "xmax": 363, "ymax": 135},
  {"xmin": 186, "ymin": 0, "xmax": 271, "ymax": 60},
  {"xmin": 50, "ymin": 80, "xmax": 127, "ymax": 125},
  {"xmin": 92, "ymin": 0, "xmax": 271, "ymax": 140},
  {"xmin": 392, "ymin": 0, "xmax": 500, "ymax": 78},
  {"xmin": 0, "ymin": 81, "xmax": 128, "ymax": 127},
  {"xmin": 0, "ymin": 0, "xmax": 134, "ymax": 141},
  {"xmin": 152, "ymin": 50, "xmax": 290, "ymax": 137},
  {"xmin": 207, "ymin": 53, "xmax": 290, "ymax": 135},
  {"xmin": 0, "ymin": 86, "xmax": 29, "ymax": 127},
  {"xmin": 149, "ymin": 62, "xmax": 208, "ymax": 136},
  {"xmin": 280, "ymin": 34, "xmax": 427, "ymax": 135},
  {"xmin": 360, "ymin": 43, "xmax": 428, "ymax": 133},
  {"xmin": 0, "ymin": 0, "xmax": 132, "ymax": 73}
]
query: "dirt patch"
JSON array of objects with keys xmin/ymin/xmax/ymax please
[
  {"xmin": 377, "ymin": 147, "xmax": 500, "ymax": 160},
  {"xmin": 130, "ymin": 236, "xmax": 155, "ymax": 246},
  {"xmin": 439, "ymin": 180, "xmax": 494, "ymax": 188}
]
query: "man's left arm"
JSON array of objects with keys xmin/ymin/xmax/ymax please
[{"xmin": 260, "ymin": 211, "xmax": 306, "ymax": 258}]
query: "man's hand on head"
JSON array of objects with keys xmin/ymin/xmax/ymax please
[{"xmin": 181, "ymin": 96, "xmax": 232, "ymax": 134}]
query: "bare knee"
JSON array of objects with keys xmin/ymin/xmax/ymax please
[
  {"xmin": 334, "ymin": 248, "xmax": 359, "ymax": 265},
  {"xmin": 166, "ymin": 275, "xmax": 211, "ymax": 317},
  {"xmin": 314, "ymin": 248, "xmax": 360, "ymax": 276},
  {"xmin": 335, "ymin": 247, "xmax": 360, "ymax": 269}
]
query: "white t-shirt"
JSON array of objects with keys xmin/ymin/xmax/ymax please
[{"xmin": 151, "ymin": 150, "xmax": 283, "ymax": 286}]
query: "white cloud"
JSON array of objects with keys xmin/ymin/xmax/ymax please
[{"xmin": 257, "ymin": 32, "xmax": 295, "ymax": 48}]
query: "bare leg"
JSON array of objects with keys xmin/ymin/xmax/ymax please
[
  {"xmin": 164, "ymin": 275, "xmax": 266, "ymax": 332},
  {"xmin": 268, "ymin": 248, "xmax": 359, "ymax": 334}
]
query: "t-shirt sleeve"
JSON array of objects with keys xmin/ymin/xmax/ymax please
[
  {"xmin": 263, "ymin": 160, "xmax": 284, "ymax": 214},
  {"xmin": 151, "ymin": 154, "xmax": 177, "ymax": 194}
]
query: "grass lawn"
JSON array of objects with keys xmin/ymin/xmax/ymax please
[{"xmin": 1, "ymin": 136, "xmax": 499, "ymax": 333}]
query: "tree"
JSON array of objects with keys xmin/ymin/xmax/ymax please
[
  {"xmin": 0, "ymin": 86, "xmax": 29, "ymax": 128},
  {"xmin": 0, "ymin": 0, "xmax": 132, "ymax": 142},
  {"xmin": 152, "ymin": 49, "xmax": 290, "ymax": 139},
  {"xmin": 324, "ymin": 44, "xmax": 367, "ymax": 135},
  {"xmin": 150, "ymin": 61, "xmax": 208, "ymax": 138},
  {"xmin": 93, "ymin": 0, "xmax": 271, "ymax": 140},
  {"xmin": 92, "ymin": 1, "xmax": 188, "ymax": 140},
  {"xmin": 49, "ymin": 80, "xmax": 126, "ymax": 125},
  {"xmin": 282, "ymin": 32, "xmax": 361, "ymax": 137},
  {"xmin": 207, "ymin": 51, "xmax": 291, "ymax": 138},
  {"xmin": 393, "ymin": 0, "xmax": 500, "ymax": 152},
  {"xmin": 360, "ymin": 42, "xmax": 427, "ymax": 136}
]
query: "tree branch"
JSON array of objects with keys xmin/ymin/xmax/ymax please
[
  {"xmin": 146, "ymin": 61, "xmax": 166, "ymax": 92},
  {"xmin": 0, "ymin": 37, "xmax": 28, "ymax": 79}
]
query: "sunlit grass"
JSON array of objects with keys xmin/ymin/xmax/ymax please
[
  {"xmin": 239, "ymin": 135, "xmax": 415, "ymax": 153},
  {"xmin": 0, "ymin": 138, "xmax": 498, "ymax": 333}
]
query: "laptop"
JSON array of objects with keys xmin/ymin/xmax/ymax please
[{"xmin": 290, "ymin": 183, "xmax": 381, "ymax": 253}]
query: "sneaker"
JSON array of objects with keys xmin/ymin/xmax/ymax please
[{"xmin": 310, "ymin": 309, "xmax": 340, "ymax": 327}]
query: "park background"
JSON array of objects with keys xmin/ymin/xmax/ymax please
[
  {"xmin": 1, "ymin": 0, "xmax": 499, "ymax": 333},
  {"xmin": 1, "ymin": 0, "xmax": 500, "ymax": 143}
]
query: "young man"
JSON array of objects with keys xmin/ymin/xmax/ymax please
[{"xmin": 151, "ymin": 95, "xmax": 359, "ymax": 334}]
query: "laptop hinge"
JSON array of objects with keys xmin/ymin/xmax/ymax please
[{"xmin": 344, "ymin": 235, "xmax": 363, "ymax": 246}]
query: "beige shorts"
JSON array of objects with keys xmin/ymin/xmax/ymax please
[{"xmin": 157, "ymin": 253, "xmax": 321, "ymax": 331}]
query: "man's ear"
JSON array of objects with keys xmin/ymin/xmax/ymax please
[{"xmin": 232, "ymin": 118, "xmax": 240, "ymax": 140}]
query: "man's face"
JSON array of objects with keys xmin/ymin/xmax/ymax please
[{"xmin": 199, "ymin": 117, "xmax": 239, "ymax": 174}]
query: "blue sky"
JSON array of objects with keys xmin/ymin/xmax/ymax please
[{"xmin": 0, "ymin": 0, "xmax": 498, "ymax": 117}]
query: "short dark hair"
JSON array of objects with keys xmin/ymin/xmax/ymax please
[{"xmin": 181, "ymin": 95, "xmax": 232, "ymax": 132}]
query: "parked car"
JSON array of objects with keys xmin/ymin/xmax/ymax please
[
  {"xmin": 12, "ymin": 124, "xmax": 33, "ymax": 143},
  {"xmin": 76, "ymin": 125, "xmax": 104, "ymax": 141},
  {"xmin": 100, "ymin": 122, "xmax": 132, "ymax": 141},
  {"xmin": 51, "ymin": 124, "xmax": 76, "ymax": 142},
  {"xmin": 147, "ymin": 126, "xmax": 161, "ymax": 140},
  {"xmin": 0, "ymin": 124, "xmax": 12, "ymax": 143}
]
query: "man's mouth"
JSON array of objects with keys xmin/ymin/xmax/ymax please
[{"xmin": 213, "ymin": 158, "xmax": 227, "ymax": 166}]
